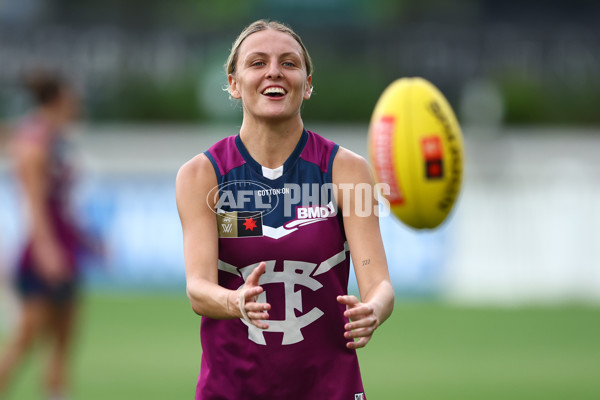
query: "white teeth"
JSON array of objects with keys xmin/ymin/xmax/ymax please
[{"xmin": 262, "ymin": 87, "xmax": 286, "ymax": 95}]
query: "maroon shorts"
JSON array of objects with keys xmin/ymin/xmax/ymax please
[{"xmin": 15, "ymin": 265, "xmax": 78, "ymax": 305}]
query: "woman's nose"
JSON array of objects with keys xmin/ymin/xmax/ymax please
[{"xmin": 266, "ymin": 62, "xmax": 282, "ymax": 79}]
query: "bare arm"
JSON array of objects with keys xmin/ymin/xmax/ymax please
[
  {"xmin": 14, "ymin": 139, "xmax": 68, "ymax": 282},
  {"xmin": 176, "ymin": 154, "xmax": 270, "ymax": 327},
  {"xmin": 333, "ymin": 147, "xmax": 395, "ymax": 349}
]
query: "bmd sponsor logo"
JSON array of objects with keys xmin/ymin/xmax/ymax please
[
  {"xmin": 283, "ymin": 202, "xmax": 337, "ymax": 230},
  {"xmin": 296, "ymin": 203, "xmax": 336, "ymax": 219}
]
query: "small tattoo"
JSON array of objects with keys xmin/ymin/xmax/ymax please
[{"xmin": 361, "ymin": 259, "xmax": 371, "ymax": 266}]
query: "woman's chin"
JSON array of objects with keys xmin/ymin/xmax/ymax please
[{"xmin": 252, "ymin": 108, "xmax": 301, "ymax": 122}]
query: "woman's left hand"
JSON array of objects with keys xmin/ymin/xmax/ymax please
[{"xmin": 337, "ymin": 295, "xmax": 379, "ymax": 349}]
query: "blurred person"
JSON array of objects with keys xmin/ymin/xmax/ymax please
[
  {"xmin": 176, "ymin": 20, "xmax": 394, "ymax": 399},
  {"xmin": 0, "ymin": 71, "xmax": 88, "ymax": 400},
  {"xmin": 1, "ymin": 245, "xmax": 19, "ymax": 339},
  {"xmin": 0, "ymin": 124, "xmax": 10, "ymax": 149}
]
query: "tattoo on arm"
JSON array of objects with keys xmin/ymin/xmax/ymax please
[{"xmin": 361, "ymin": 259, "xmax": 371, "ymax": 266}]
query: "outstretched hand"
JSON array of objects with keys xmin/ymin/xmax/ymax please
[
  {"xmin": 337, "ymin": 295, "xmax": 379, "ymax": 349},
  {"xmin": 230, "ymin": 262, "xmax": 271, "ymax": 329}
]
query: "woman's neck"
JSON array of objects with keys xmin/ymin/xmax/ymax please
[
  {"xmin": 37, "ymin": 107, "xmax": 65, "ymax": 130},
  {"xmin": 239, "ymin": 117, "xmax": 304, "ymax": 168}
]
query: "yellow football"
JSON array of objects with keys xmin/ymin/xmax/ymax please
[{"xmin": 368, "ymin": 77, "xmax": 464, "ymax": 229}]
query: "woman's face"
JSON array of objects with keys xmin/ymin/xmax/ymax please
[{"xmin": 229, "ymin": 29, "xmax": 312, "ymax": 123}]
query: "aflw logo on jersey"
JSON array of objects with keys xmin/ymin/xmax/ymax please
[{"xmin": 217, "ymin": 211, "xmax": 263, "ymax": 238}]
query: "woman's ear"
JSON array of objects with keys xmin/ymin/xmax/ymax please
[
  {"xmin": 304, "ymin": 76, "xmax": 313, "ymax": 100},
  {"xmin": 228, "ymin": 74, "xmax": 241, "ymax": 99}
]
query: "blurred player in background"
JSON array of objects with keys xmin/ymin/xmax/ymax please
[
  {"xmin": 177, "ymin": 20, "xmax": 394, "ymax": 399},
  {"xmin": 0, "ymin": 72, "xmax": 90, "ymax": 400}
]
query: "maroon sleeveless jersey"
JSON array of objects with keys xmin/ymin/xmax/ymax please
[
  {"xmin": 197, "ymin": 130, "xmax": 366, "ymax": 399},
  {"xmin": 14, "ymin": 115, "xmax": 79, "ymax": 274}
]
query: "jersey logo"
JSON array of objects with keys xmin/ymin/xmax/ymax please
[
  {"xmin": 355, "ymin": 393, "xmax": 365, "ymax": 400},
  {"xmin": 217, "ymin": 242, "xmax": 349, "ymax": 346},
  {"xmin": 240, "ymin": 260, "xmax": 324, "ymax": 345},
  {"xmin": 217, "ymin": 211, "xmax": 263, "ymax": 238},
  {"xmin": 295, "ymin": 202, "xmax": 336, "ymax": 219},
  {"xmin": 221, "ymin": 217, "xmax": 233, "ymax": 233},
  {"xmin": 282, "ymin": 201, "xmax": 336, "ymax": 231}
]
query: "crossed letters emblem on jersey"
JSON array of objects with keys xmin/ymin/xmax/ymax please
[{"xmin": 217, "ymin": 242, "xmax": 349, "ymax": 345}]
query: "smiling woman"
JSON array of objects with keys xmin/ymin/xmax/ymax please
[
  {"xmin": 176, "ymin": 19, "xmax": 394, "ymax": 400},
  {"xmin": 227, "ymin": 27, "xmax": 313, "ymax": 135}
]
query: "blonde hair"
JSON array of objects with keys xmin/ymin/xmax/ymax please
[{"xmin": 225, "ymin": 19, "xmax": 313, "ymax": 77}]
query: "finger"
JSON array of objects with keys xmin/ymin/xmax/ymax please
[
  {"xmin": 245, "ymin": 262, "xmax": 267, "ymax": 287},
  {"xmin": 344, "ymin": 317, "xmax": 377, "ymax": 331},
  {"xmin": 344, "ymin": 327, "xmax": 375, "ymax": 340},
  {"xmin": 344, "ymin": 304, "xmax": 373, "ymax": 319},
  {"xmin": 245, "ymin": 301, "xmax": 271, "ymax": 312},
  {"xmin": 243, "ymin": 286, "xmax": 265, "ymax": 300},
  {"xmin": 346, "ymin": 336, "xmax": 370, "ymax": 349},
  {"xmin": 252, "ymin": 320, "xmax": 269, "ymax": 330},
  {"xmin": 247, "ymin": 310, "xmax": 270, "ymax": 320},
  {"xmin": 336, "ymin": 295, "xmax": 359, "ymax": 306}
]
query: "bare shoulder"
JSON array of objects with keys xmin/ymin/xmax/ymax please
[
  {"xmin": 332, "ymin": 146, "xmax": 373, "ymax": 185},
  {"xmin": 176, "ymin": 153, "xmax": 218, "ymax": 210},
  {"xmin": 176, "ymin": 153, "xmax": 216, "ymax": 188},
  {"xmin": 12, "ymin": 133, "xmax": 49, "ymax": 165}
]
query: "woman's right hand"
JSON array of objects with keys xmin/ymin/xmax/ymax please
[{"xmin": 229, "ymin": 262, "xmax": 271, "ymax": 329}]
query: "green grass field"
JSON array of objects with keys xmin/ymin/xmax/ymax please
[{"xmin": 1, "ymin": 292, "xmax": 600, "ymax": 399}]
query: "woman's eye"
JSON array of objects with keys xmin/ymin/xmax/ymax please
[
  {"xmin": 252, "ymin": 61, "xmax": 265, "ymax": 67},
  {"xmin": 283, "ymin": 62, "xmax": 296, "ymax": 67}
]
